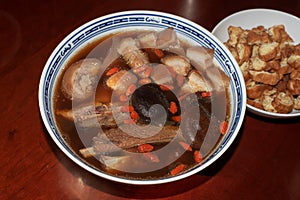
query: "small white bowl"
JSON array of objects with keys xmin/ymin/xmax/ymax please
[
  {"xmin": 39, "ymin": 10, "xmax": 246, "ymax": 185},
  {"xmin": 212, "ymin": 8, "xmax": 300, "ymax": 119}
]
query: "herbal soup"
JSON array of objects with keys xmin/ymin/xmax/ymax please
[{"xmin": 53, "ymin": 28, "xmax": 231, "ymax": 180}]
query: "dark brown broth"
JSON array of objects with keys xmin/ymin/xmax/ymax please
[{"xmin": 53, "ymin": 31, "xmax": 230, "ymax": 180}]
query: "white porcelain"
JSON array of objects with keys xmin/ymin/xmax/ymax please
[
  {"xmin": 39, "ymin": 10, "xmax": 246, "ymax": 185},
  {"xmin": 212, "ymin": 8, "xmax": 300, "ymax": 119}
]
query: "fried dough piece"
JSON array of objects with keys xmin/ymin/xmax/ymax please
[
  {"xmin": 262, "ymin": 89, "xmax": 277, "ymax": 112},
  {"xmin": 275, "ymin": 75, "xmax": 289, "ymax": 92},
  {"xmin": 261, "ymin": 88, "xmax": 294, "ymax": 114},
  {"xmin": 290, "ymin": 69, "xmax": 300, "ymax": 80},
  {"xmin": 247, "ymin": 98, "xmax": 264, "ymax": 110},
  {"xmin": 246, "ymin": 79, "xmax": 271, "ymax": 99},
  {"xmin": 249, "ymin": 70, "xmax": 281, "ymax": 85},
  {"xmin": 288, "ymin": 54, "xmax": 300, "ymax": 68},
  {"xmin": 294, "ymin": 96, "xmax": 300, "ymax": 110},
  {"xmin": 279, "ymin": 57, "xmax": 294, "ymax": 75},
  {"xmin": 250, "ymin": 56, "xmax": 267, "ymax": 71},
  {"xmin": 226, "ymin": 26, "xmax": 244, "ymax": 47},
  {"xmin": 262, "ymin": 95, "xmax": 277, "ymax": 112},
  {"xmin": 247, "ymin": 26, "xmax": 270, "ymax": 45},
  {"xmin": 258, "ymin": 42, "xmax": 279, "ymax": 61},
  {"xmin": 287, "ymin": 79, "xmax": 300, "ymax": 95},
  {"xmin": 239, "ymin": 61, "xmax": 250, "ymax": 80},
  {"xmin": 226, "ymin": 45, "xmax": 239, "ymax": 63},
  {"xmin": 266, "ymin": 60, "xmax": 280, "ymax": 71},
  {"xmin": 237, "ymin": 43, "xmax": 252, "ymax": 64},
  {"xmin": 272, "ymin": 92, "xmax": 294, "ymax": 114},
  {"xmin": 268, "ymin": 25, "xmax": 293, "ymax": 43}
]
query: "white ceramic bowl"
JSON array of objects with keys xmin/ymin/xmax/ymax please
[
  {"xmin": 39, "ymin": 10, "xmax": 246, "ymax": 185},
  {"xmin": 212, "ymin": 8, "xmax": 300, "ymax": 118}
]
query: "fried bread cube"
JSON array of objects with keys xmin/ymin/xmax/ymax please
[
  {"xmin": 249, "ymin": 70, "xmax": 281, "ymax": 85},
  {"xmin": 258, "ymin": 42, "xmax": 279, "ymax": 61},
  {"xmin": 272, "ymin": 92, "xmax": 294, "ymax": 113}
]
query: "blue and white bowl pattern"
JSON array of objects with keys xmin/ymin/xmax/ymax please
[{"xmin": 39, "ymin": 10, "xmax": 246, "ymax": 185}]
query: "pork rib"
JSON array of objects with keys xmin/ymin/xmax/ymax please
[
  {"xmin": 56, "ymin": 102, "xmax": 118, "ymax": 128},
  {"xmin": 92, "ymin": 125, "xmax": 182, "ymax": 154}
]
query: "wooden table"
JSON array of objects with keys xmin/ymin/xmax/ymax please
[{"xmin": 1, "ymin": 0, "xmax": 300, "ymax": 199}]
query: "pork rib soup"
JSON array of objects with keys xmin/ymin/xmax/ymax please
[{"xmin": 53, "ymin": 28, "xmax": 231, "ymax": 180}]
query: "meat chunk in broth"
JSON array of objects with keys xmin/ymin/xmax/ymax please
[{"xmin": 61, "ymin": 58, "xmax": 101, "ymax": 101}]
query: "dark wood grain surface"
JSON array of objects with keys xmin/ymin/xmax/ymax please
[{"xmin": 1, "ymin": 0, "xmax": 300, "ymax": 199}]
